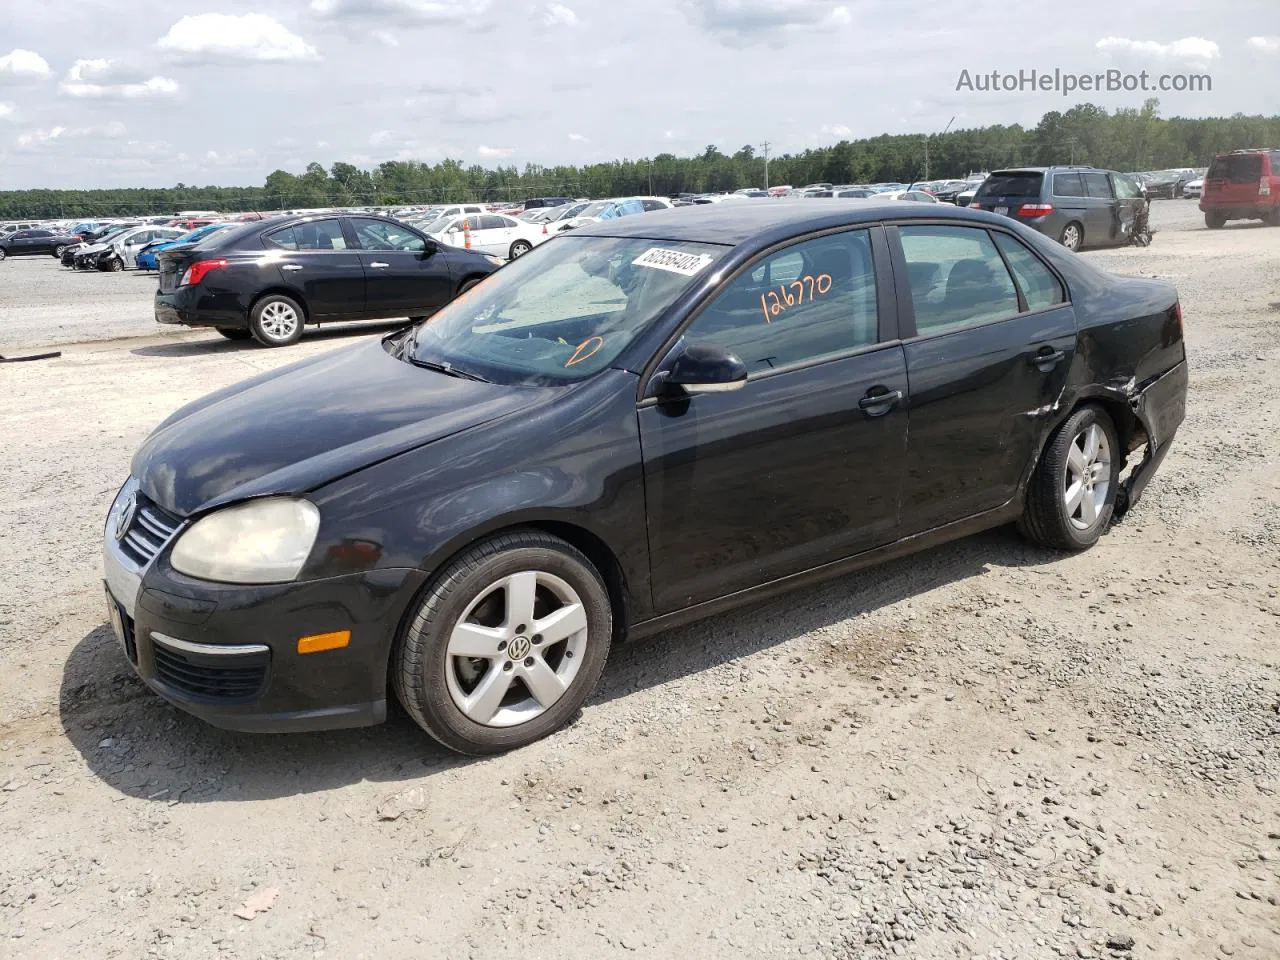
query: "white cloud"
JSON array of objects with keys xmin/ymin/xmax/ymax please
[
  {"xmin": 157, "ymin": 14, "xmax": 319, "ymax": 63},
  {"xmin": 1247, "ymin": 36, "xmax": 1279, "ymax": 54},
  {"xmin": 0, "ymin": 49, "xmax": 51, "ymax": 80},
  {"xmin": 60, "ymin": 59, "xmax": 179, "ymax": 99},
  {"xmin": 821, "ymin": 123, "xmax": 852, "ymax": 137},
  {"xmin": 310, "ymin": 0, "xmax": 491, "ymax": 25},
  {"xmin": 568, "ymin": 132, "xmax": 588, "ymax": 142},
  {"xmin": 0, "ymin": 102, "xmax": 13, "ymax": 121},
  {"xmin": 204, "ymin": 148, "xmax": 259, "ymax": 166},
  {"xmin": 15, "ymin": 121, "xmax": 127, "ymax": 149},
  {"xmin": 477, "ymin": 144, "xmax": 513, "ymax": 158},
  {"xmin": 371, "ymin": 29, "xmax": 401, "ymax": 46},
  {"xmin": 687, "ymin": 0, "xmax": 854, "ymax": 46},
  {"xmin": 1095, "ymin": 36, "xmax": 1220, "ymax": 67},
  {"xmin": 542, "ymin": 3, "xmax": 578, "ymax": 27}
]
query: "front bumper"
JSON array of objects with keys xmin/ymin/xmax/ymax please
[{"xmin": 102, "ymin": 482, "xmax": 427, "ymax": 732}]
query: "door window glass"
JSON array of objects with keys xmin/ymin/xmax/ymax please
[
  {"xmin": 992, "ymin": 233, "xmax": 1066, "ymax": 312},
  {"xmin": 683, "ymin": 230, "xmax": 878, "ymax": 372},
  {"xmin": 350, "ymin": 218, "xmax": 422, "ymax": 252},
  {"xmin": 1082, "ymin": 172, "xmax": 1114, "ymax": 199},
  {"xmin": 266, "ymin": 219, "xmax": 348, "ymax": 251},
  {"xmin": 31, "ymin": 230, "xmax": 52, "ymax": 238},
  {"xmin": 1051, "ymin": 173, "xmax": 1085, "ymax": 197},
  {"xmin": 1112, "ymin": 174, "xmax": 1141, "ymax": 200},
  {"xmin": 899, "ymin": 225, "xmax": 1019, "ymax": 336}
]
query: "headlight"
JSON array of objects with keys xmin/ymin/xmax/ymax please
[
  {"xmin": 170, "ymin": 498, "xmax": 320, "ymax": 584},
  {"xmin": 484, "ymin": 254, "xmax": 504, "ymax": 266}
]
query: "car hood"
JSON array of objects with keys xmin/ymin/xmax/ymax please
[{"xmin": 132, "ymin": 338, "xmax": 553, "ymax": 517}]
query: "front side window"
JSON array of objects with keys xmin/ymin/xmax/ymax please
[
  {"xmin": 899, "ymin": 225, "xmax": 1019, "ymax": 336},
  {"xmin": 351, "ymin": 218, "xmax": 423, "ymax": 252},
  {"xmin": 266, "ymin": 219, "xmax": 348, "ymax": 251},
  {"xmin": 682, "ymin": 230, "xmax": 879, "ymax": 373},
  {"xmin": 1112, "ymin": 174, "xmax": 1142, "ymax": 200},
  {"xmin": 993, "ymin": 233, "xmax": 1066, "ymax": 312},
  {"xmin": 408, "ymin": 236, "xmax": 728, "ymax": 384}
]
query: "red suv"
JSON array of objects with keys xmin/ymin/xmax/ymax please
[{"xmin": 1200, "ymin": 149, "xmax": 1280, "ymax": 229}]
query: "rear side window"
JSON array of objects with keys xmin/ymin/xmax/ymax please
[
  {"xmin": 898, "ymin": 225, "xmax": 1020, "ymax": 336},
  {"xmin": 1208, "ymin": 155, "xmax": 1263, "ymax": 182},
  {"xmin": 478, "ymin": 215, "xmax": 507, "ymax": 230},
  {"xmin": 684, "ymin": 230, "xmax": 879, "ymax": 372},
  {"xmin": 1052, "ymin": 173, "xmax": 1085, "ymax": 197},
  {"xmin": 1082, "ymin": 173, "xmax": 1113, "ymax": 199},
  {"xmin": 977, "ymin": 173, "xmax": 1044, "ymax": 198},
  {"xmin": 266, "ymin": 219, "xmax": 348, "ymax": 251},
  {"xmin": 993, "ymin": 233, "xmax": 1066, "ymax": 312}
]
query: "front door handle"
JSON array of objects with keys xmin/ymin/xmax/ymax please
[
  {"xmin": 281, "ymin": 264, "xmax": 303, "ymax": 271},
  {"xmin": 369, "ymin": 261, "xmax": 390, "ymax": 269},
  {"xmin": 1029, "ymin": 347, "xmax": 1066, "ymax": 370},
  {"xmin": 858, "ymin": 388, "xmax": 903, "ymax": 415}
]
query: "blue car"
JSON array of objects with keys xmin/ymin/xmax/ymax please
[{"xmin": 135, "ymin": 222, "xmax": 232, "ymax": 271}]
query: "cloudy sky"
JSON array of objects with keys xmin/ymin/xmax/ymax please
[{"xmin": 1, "ymin": 0, "xmax": 1276, "ymax": 189}]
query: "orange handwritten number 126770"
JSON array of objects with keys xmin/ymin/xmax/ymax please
[{"xmin": 760, "ymin": 273, "xmax": 832, "ymax": 323}]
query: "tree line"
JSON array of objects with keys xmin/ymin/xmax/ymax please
[{"xmin": 3, "ymin": 100, "xmax": 1278, "ymax": 220}]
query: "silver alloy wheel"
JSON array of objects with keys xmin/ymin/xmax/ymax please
[
  {"xmin": 259, "ymin": 301, "xmax": 300, "ymax": 341},
  {"xmin": 511, "ymin": 240, "xmax": 532, "ymax": 258},
  {"xmin": 444, "ymin": 570, "xmax": 588, "ymax": 728},
  {"xmin": 1061, "ymin": 223, "xmax": 1082, "ymax": 250},
  {"xmin": 1063, "ymin": 423, "xmax": 1111, "ymax": 530}
]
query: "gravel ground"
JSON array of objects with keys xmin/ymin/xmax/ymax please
[{"xmin": 1, "ymin": 200, "xmax": 1278, "ymax": 960}]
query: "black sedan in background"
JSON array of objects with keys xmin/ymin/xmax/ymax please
[
  {"xmin": 0, "ymin": 228, "xmax": 83, "ymax": 261},
  {"xmin": 106, "ymin": 201, "xmax": 1187, "ymax": 754},
  {"xmin": 154, "ymin": 213, "xmax": 503, "ymax": 346}
]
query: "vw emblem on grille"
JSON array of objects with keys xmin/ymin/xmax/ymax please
[{"xmin": 115, "ymin": 493, "xmax": 137, "ymax": 541}]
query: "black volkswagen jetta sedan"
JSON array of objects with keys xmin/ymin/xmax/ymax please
[
  {"xmin": 105, "ymin": 201, "xmax": 1188, "ymax": 754},
  {"xmin": 153, "ymin": 213, "xmax": 503, "ymax": 347}
]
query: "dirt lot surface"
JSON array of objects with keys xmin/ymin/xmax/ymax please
[{"xmin": 2, "ymin": 202, "xmax": 1278, "ymax": 960}]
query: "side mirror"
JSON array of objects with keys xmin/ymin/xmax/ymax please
[
  {"xmin": 421, "ymin": 237, "xmax": 438, "ymax": 255},
  {"xmin": 663, "ymin": 343, "xmax": 748, "ymax": 396}
]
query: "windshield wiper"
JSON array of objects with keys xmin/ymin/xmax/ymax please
[{"xmin": 407, "ymin": 356, "xmax": 489, "ymax": 382}]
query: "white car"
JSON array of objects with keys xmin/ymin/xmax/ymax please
[
  {"xmin": 542, "ymin": 201, "xmax": 594, "ymax": 235},
  {"xmin": 877, "ymin": 189, "xmax": 940, "ymax": 203},
  {"xmin": 1182, "ymin": 177, "xmax": 1203, "ymax": 199},
  {"xmin": 427, "ymin": 212, "xmax": 548, "ymax": 259},
  {"xmin": 100, "ymin": 226, "xmax": 187, "ymax": 270}
]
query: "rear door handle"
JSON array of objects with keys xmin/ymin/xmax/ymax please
[
  {"xmin": 858, "ymin": 388, "xmax": 903, "ymax": 414},
  {"xmin": 370, "ymin": 261, "xmax": 390, "ymax": 269},
  {"xmin": 1029, "ymin": 347, "xmax": 1066, "ymax": 370},
  {"xmin": 281, "ymin": 264, "xmax": 303, "ymax": 271}
]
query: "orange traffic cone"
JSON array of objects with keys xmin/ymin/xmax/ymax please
[
  {"xmin": 542, "ymin": 223, "xmax": 548, "ymax": 235},
  {"xmin": 463, "ymin": 219, "xmax": 472, "ymax": 249}
]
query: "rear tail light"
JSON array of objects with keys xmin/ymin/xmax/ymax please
[
  {"xmin": 1017, "ymin": 203, "xmax": 1055, "ymax": 217},
  {"xmin": 178, "ymin": 259, "xmax": 227, "ymax": 287},
  {"xmin": 1260, "ymin": 178, "xmax": 1271, "ymax": 196},
  {"xmin": 969, "ymin": 202, "xmax": 982, "ymax": 209}
]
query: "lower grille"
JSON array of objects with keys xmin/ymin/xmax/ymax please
[
  {"xmin": 118, "ymin": 605, "xmax": 138, "ymax": 665},
  {"xmin": 151, "ymin": 638, "xmax": 269, "ymax": 703}
]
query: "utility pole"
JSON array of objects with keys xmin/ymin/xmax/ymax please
[
  {"xmin": 761, "ymin": 140, "xmax": 771, "ymax": 190},
  {"xmin": 648, "ymin": 158, "xmax": 653, "ymax": 195}
]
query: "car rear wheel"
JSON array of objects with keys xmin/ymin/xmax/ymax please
[
  {"xmin": 249, "ymin": 294, "xmax": 304, "ymax": 347},
  {"xmin": 1019, "ymin": 405, "xmax": 1119, "ymax": 552},
  {"xmin": 1205, "ymin": 211, "xmax": 1227, "ymax": 229},
  {"xmin": 393, "ymin": 529, "xmax": 612, "ymax": 755},
  {"xmin": 216, "ymin": 327, "xmax": 252, "ymax": 340},
  {"xmin": 1059, "ymin": 222, "xmax": 1083, "ymax": 251},
  {"xmin": 1263, "ymin": 209, "xmax": 1280, "ymax": 227},
  {"xmin": 509, "ymin": 239, "xmax": 532, "ymax": 259}
]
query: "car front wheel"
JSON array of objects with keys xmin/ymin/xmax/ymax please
[
  {"xmin": 1019, "ymin": 405, "xmax": 1119, "ymax": 552},
  {"xmin": 53, "ymin": 245, "xmax": 67, "ymax": 258},
  {"xmin": 393, "ymin": 529, "xmax": 612, "ymax": 755},
  {"xmin": 249, "ymin": 294, "xmax": 305, "ymax": 347}
]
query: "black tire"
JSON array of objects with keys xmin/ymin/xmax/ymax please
[
  {"xmin": 249, "ymin": 293, "xmax": 305, "ymax": 347},
  {"xmin": 458, "ymin": 276, "xmax": 485, "ymax": 295},
  {"xmin": 509, "ymin": 239, "xmax": 532, "ymax": 259},
  {"xmin": 1018, "ymin": 405, "xmax": 1120, "ymax": 552},
  {"xmin": 216, "ymin": 327, "xmax": 252, "ymax": 340},
  {"xmin": 1264, "ymin": 209, "xmax": 1280, "ymax": 227},
  {"xmin": 1059, "ymin": 221, "xmax": 1084, "ymax": 251},
  {"xmin": 52, "ymin": 245, "xmax": 67, "ymax": 258},
  {"xmin": 106, "ymin": 255, "xmax": 124, "ymax": 272},
  {"xmin": 393, "ymin": 529, "xmax": 612, "ymax": 755},
  {"xmin": 0, "ymin": 248, "xmax": 7, "ymax": 262},
  {"xmin": 1205, "ymin": 211, "xmax": 1227, "ymax": 229}
]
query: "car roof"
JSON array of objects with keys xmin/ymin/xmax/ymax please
[{"xmin": 572, "ymin": 199, "xmax": 1004, "ymax": 246}]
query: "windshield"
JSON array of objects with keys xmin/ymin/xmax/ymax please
[
  {"xmin": 406, "ymin": 236, "xmax": 728, "ymax": 385},
  {"xmin": 419, "ymin": 216, "xmax": 452, "ymax": 234},
  {"xmin": 576, "ymin": 201, "xmax": 611, "ymax": 218}
]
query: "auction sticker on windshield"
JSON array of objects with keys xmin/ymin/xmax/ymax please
[{"xmin": 631, "ymin": 247, "xmax": 715, "ymax": 276}]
